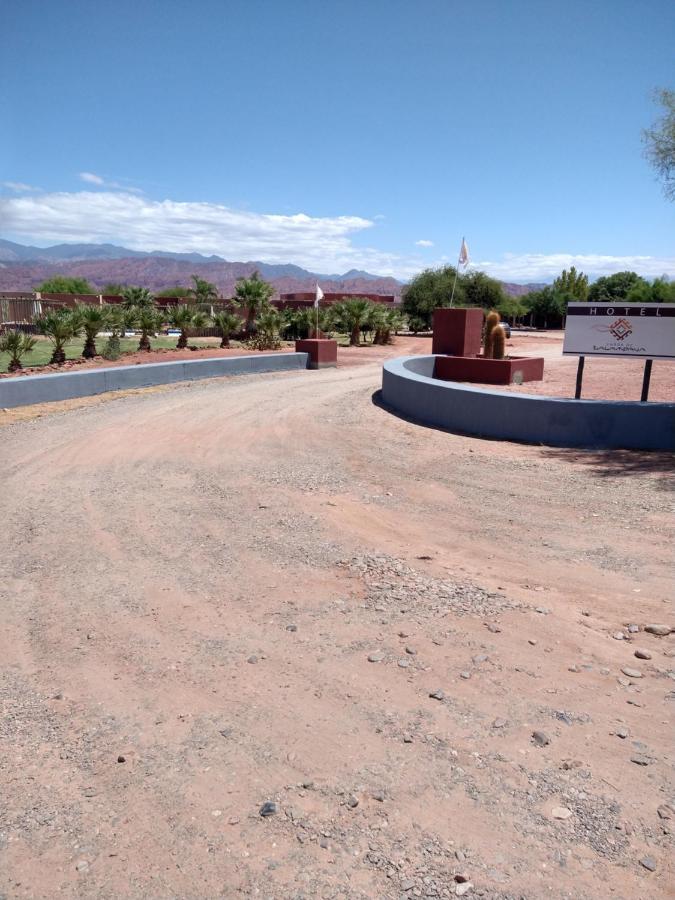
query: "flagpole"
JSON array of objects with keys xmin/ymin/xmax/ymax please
[
  {"xmin": 449, "ymin": 236, "xmax": 464, "ymax": 307},
  {"xmin": 315, "ymin": 283, "xmax": 320, "ymax": 338}
]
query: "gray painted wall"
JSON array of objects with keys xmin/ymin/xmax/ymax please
[
  {"xmin": 0, "ymin": 353, "xmax": 310, "ymax": 409},
  {"xmin": 382, "ymin": 356, "xmax": 675, "ymax": 451}
]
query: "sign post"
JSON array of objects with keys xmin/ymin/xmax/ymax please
[{"xmin": 563, "ymin": 302, "xmax": 675, "ymax": 400}]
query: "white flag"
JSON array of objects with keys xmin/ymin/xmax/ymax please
[
  {"xmin": 314, "ymin": 283, "xmax": 324, "ymax": 308},
  {"xmin": 458, "ymin": 238, "xmax": 469, "ymax": 268}
]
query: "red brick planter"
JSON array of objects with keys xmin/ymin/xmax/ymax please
[
  {"xmin": 434, "ymin": 355, "xmax": 544, "ymax": 385},
  {"xmin": 295, "ymin": 339, "xmax": 338, "ymax": 369}
]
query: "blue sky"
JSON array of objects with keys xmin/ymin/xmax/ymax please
[{"xmin": 1, "ymin": 0, "xmax": 673, "ymax": 280}]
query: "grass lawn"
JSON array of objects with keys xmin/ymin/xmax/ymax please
[{"xmin": 0, "ymin": 335, "xmax": 224, "ymax": 374}]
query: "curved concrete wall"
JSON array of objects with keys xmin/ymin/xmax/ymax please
[
  {"xmin": 0, "ymin": 352, "xmax": 310, "ymax": 409},
  {"xmin": 382, "ymin": 356, "xmax": 675, "ymax": 451}
]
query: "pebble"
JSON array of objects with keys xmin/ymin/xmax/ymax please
[
  {"xmin": 485, "ymin": 623, "xmax": 501, "ymax": 633},
  {"xmin": 492, "ymin": 718, "xmax": 507, "ymax": 729},
  {"xmin": 347, "ymin": 795, "xmax": 359, "ymax": 809},
  {"xmin": 247, "ymin": 655, "xmax": 259, "ymax": 664},
  {"xmin": 616, "ymin": 727, "xmax": 629, "ymax": 739},
  {"xmin": 551, "ymin": 806, "xmax": 573, "ymax": 820},
  {"xmin": 75, "ymin": 860, "xmax": 90, "ymax": 873},
  {"xmin": 634, "ymin": 649, "xmax": 652, "ymax": 660},
  {"xmin": 456, "ymin": 884, "xmax": 473, "ymax": 897},
  {"xmin": 639, "ymin": 856, "xmax": 657, "ymax": 872},
  {"xmin": 627, "ymin": 624, "xmax": 639, "ymax": 633},
  {"xmin": 405, "ymin": 646, "xmax": 416, "ymax": 655},
  {"xmin": 403, "ymin": 733, "xmax": 414, "ymax": 743},
  {"xmin": 368, "ymin": 652, "xmax": 384, "ymax": 663},
  {"xmin": 117, "ymin": 755, "xmax": 126, "ymax": 763},
  {"xmin": 460, "ymin": 671, "xmax": 471, "ymax": 680},
  {"xmin": 429, "ymin": 689, "xmax": 445, "ymax": 700},
  {"xmin": 657, "ymin": 804, "xmax": 673, "ymax": 820},
  {"xmin": 621, "ymin": 666, "xmax": 642, "ymax": 678},
  {"xmin": 630, "ymin": 754, "xmax": 651, "ymax": 766},
  {"xmin": 228, "ymin": 816, "xmax": 240, "ymax": 825},
  {"xmin": 645, "ymin": 624, "xmax": 671, "ymax": 636},
  {"xmin": 372, "ymin": 791, "xmax": 385, "ymax": 802},
  {"xmin": 52, "ymin": 691, "xmax": 64, "ymax": 700},
  {"xmin": 398, "ymin": 659, "xmax": 410, "ymax": 668},
  {"xmin": 259, "ymin": 801, "xmax": 277, "ymax": 817},
  {"xmin": 286, "ymin": 624, "xmax": 297, "ymax": 632},
  {"xmin": 612, "ymin": 632, "xmax": 625, "ymax": 641},
  {"xmin": 472, "ymin": 654, "xmax": 488, "ymax": 664},
  {"xmin": 535, "ymin": 606, "xmax": 549, "ymax": 615},
  {"xmin": 532, "ymin": 730, "xmax": 551, "ymax": 747},
  {"xmin": 528, "ymin": 639, "xmax": 537, "ymax": 646},
  {"xmin": 400, "ymin": 879, "xmax": 415, "ymax": 891}
]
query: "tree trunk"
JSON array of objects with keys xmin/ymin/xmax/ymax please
[
  {"xmin": 83, "ymin": 336, "xmax": 97, "ymax": 358},
  {"xmin": 138, "ymin": 333, "xmax": 151, "ymax": 351},
  {"xmin": 177, "ymin": 330, "xmax": 188, "ymax": 349},
  {"xmin": 220, "ymin": 335, "xmax": 230, "ymax": 348},
  {"xmin": 350, "ymin": 326, "xmax": 360, "ymax": 346},
  {"xmin": 51, "ymin": 346, "xmax": 66, "ymax": 365},
  {"xmin": 8, "ymin": 358, "xmax": 22, "ymax": 372}
]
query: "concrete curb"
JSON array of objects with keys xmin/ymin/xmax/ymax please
[
  {"xmin": 382, "ymin": 355, "xmax": 675, "ymax": 451},
  {"xmin": 0, "ymin": 353, "xmax": 310, "ymax": 409}
]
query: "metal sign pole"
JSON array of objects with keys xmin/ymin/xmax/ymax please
[
  {"xmin": 640, "ymin": 359, "xmax": 653, "ymax": 402},
  {"xmin": 574, "ymin": 355, "xmax": 585, "ymax": 399}
]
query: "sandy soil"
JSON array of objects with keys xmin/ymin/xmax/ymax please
[{"xmin": 0, "ymin": 346, "xmax": 673, "ymax": 900}]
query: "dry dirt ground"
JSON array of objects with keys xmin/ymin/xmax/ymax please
[{"xmin": 0, "ymin": 339, "xmax": 673, "ymax": 900}]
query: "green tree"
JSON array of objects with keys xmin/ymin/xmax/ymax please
[
  {"xmin": 156, "ymin": 286, "xmax": 192, "ymax": 298},
  {"xmin": 523, "ymin": 287, "xmax": 567, "ymax": 329},
  {"xmin": 643, "ymin": 87, "xmax": 675, "ymax": 201},
  {"xmin": 101, "ymin": 282, "xmax": 127, "ymax": 295},
  {"xmin": 167, "ymin": 305, "xmax": 208, "ymax": 349},
  {"xmin": 121, "ymin": 286, "xmax": 155, "ymax": 310},
  {"xmin": 36, "ymin": 276, "xmax": 94, "ymax": 294},
  {"xmin": 587, "ymin": 271, "xmax": 648, "ymax": 303},
  {"xmin": 553, "ymin": 266, "xmax": 589, "ymax": 300},
  {"xmin": 0, "ymin": 330, "xmax": 37, "ymax": 372},
  {"xmin": 402, "ymin": 266, "xmax": 464, "ymax": 329},
  {"xmin": 463, "ymin": 271, "xmax": 505, "ymax": 309},
  {"xmin": 37, "ymin": 309, "xmax": 79, "ymax": 364},
  {"xmin": 136, "ymin": 308, "xmax": 165, "ymax": 351},
  {"xmin": 73, "ymin": 304, "xmax": 108, "ymax": 358},
  {"xmin": 333, "ymin": 298, "xmax": 372, "ymax": 345},
  {"xmin": 188, "ymin": 275, "xmax": 218, "ymax": 306},
  {"xmin": 251, "ymin": 307, "xmax": 283, "ymax": 350},
  {"xmin": 213, "ymin": 310, "xmax": 241, "ymax": 348},
  {"xmin": 234, "ymin": 271, "xmax": 275, "ymax": 335}
]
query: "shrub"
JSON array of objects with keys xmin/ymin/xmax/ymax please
[
  {"xmin": 0, "ymin": 330, "xmax": 37, "ymax": 372},
  {"xmin": 37, "ymin": 309, "xmax": 79, "ymax": 365}
]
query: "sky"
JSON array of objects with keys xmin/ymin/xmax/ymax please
[{"xmin": 1, "ymin": 0, "xmax": 673, "ymax": 282}]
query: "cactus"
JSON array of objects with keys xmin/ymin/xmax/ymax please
[
  {"xmin": 492, "ymin": 322, "xmax": 506, "ymax": 359},
  {"xmin": 483, "ymin": 310, "xmax": 501, "ymax": 358}
]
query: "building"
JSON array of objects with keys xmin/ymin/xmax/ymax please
[{"xmin": 277, "ymin": 292, "xmax": 395, "ymax": 309}]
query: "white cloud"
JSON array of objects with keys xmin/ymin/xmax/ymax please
[
  {"xmin": 79, "ymin": 172, "xmax": 105, "ymax": 185},
  {"xmin": 78, "ymin": 172, "xmax": 143, "ymax": 193},
  {"xmin": 2, "ymin": 181, "xmax": 40, "ymax": 192},
  {"xmin": 0, "ymin": 190, "xmax": 424, "ymax": 277},
  {"xmin": 415, "ymin": 239, "xmax": 434, "ymax": 247},
  {"xmin": 474, "ymin": 252, "xmax": 675, "ymax": 282}
]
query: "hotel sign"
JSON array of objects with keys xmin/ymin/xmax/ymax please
[{"xmin": 563, "ymin": 302, "xmax": 675, "ymax": 360}]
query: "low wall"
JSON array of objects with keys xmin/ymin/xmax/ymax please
[
  {"xmin": 0, "ymin": 353, "xmax": 309, "ymax": 409},
  {"xmin": 382, "ymin": 356, "xmax": 675, "ymax": 451}
]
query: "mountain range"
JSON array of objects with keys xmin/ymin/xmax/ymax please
[{"xmin": 0, "ymin": 239, "xmax": 543, "ymax": 297}]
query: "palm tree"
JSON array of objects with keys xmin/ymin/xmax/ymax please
[
  {"xmin": 167, "ymin": 305, "xmax": 208, "ymax": 349},
  {"xmin": 0, "ymin": 330, "xmax": 37, "ymax": 372},
  {"xmin": 188, "ymin": 275, "xmax": 218, "ymax": 308},
  {"xmin": 213, "ymin": 310, "xmax": 241, "ymax": 348},
  {"xmin": 137, "ymin": 308, "xmax": 165, "ymax": 351},
  {"xmin": 103, "ymin": 305, "xmax": 138, "ymax": 357},
  {"xmin": 252, "ymin": 307, "xmax": 282, "ymax": 350},
  {"xmin": 121, "ymin": 286, "xmax": 155, "ymax": 310},
  {"xmin": 73, "ymin": 304, "xmax": 107, "ymax": 358},
  {"xmin": 37, "ymin": 309, "xmax": 79, "ymax": 365},
  {"xmin": 334, "ymin": 298, "xmax": 372, "ymax": 346},
  {"xmin": 234, "ymin": 271, "xmax": 274, "ymax": 336}
]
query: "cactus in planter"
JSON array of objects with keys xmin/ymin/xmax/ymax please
[
  {"xmin": 492, "ymin": 322, "xmax": 506, "ymax": 359},
  {"xmin": 483, "ymin": 310, "xmax": 501, "ymax": 358}
]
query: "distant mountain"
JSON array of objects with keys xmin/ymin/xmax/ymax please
[{"xmin": 0, "ymin": 239, "xmax": 545, "ymax": 297}]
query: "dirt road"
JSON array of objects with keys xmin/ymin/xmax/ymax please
[{"xmin": 0, "ymin": 355, "xmax": 673, "ymax": 899}]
